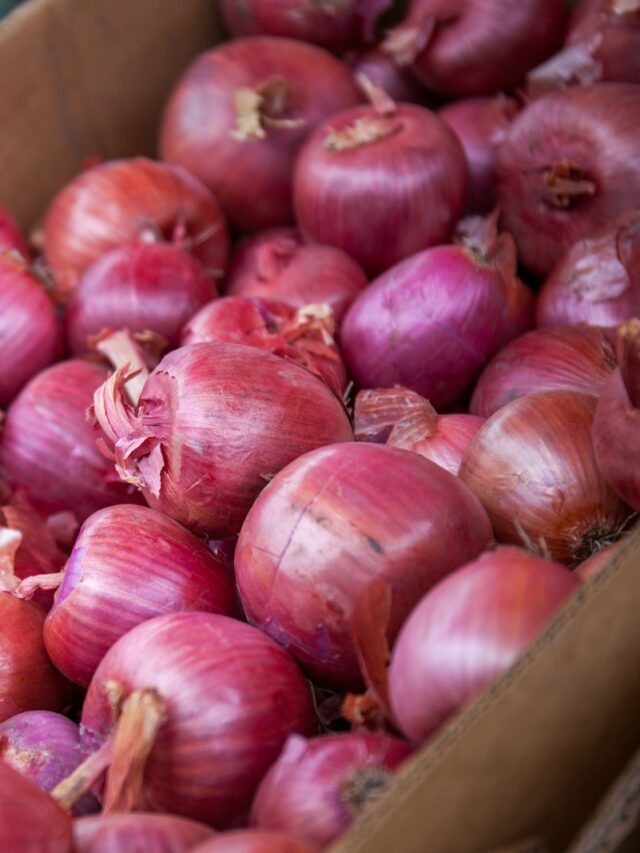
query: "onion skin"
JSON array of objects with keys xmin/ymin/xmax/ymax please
[
  {"xmin": 470, "ymin": 326, "xmax": 617, "ymax": 419},
  {"xmin": 251, "ymin": 733, "xmax": 412, "ymax": 846},
  {"xmin": 0, "ymin": 760, "xmax": 73, "ymax": 851},
  {"xmin": 350, "ymin": 48, "xmax": 428, "ymax": 105},
  {"xmin": 160, "ymin": 37, "xmax": 361, "ymax": 233},
  {"xmin": 0, "ymin": 207, "xmax": 30, "ymax": 258},
  {"xmin": 43, "ymin": 158, "xmax": 229, "ymax": 303},
  {"xmin": 192, "ymin": 831, "xmax": 317, "ymax": 853},
  {"xmin": 576, "ymin": 540, "xmax": 626, "ymax": 582},
  {"xmin": 73, "ymin": 813, "xmax": 214, "ymax": 852},
  {"xmin": 389, "ymin": 547, "xmax": 580, "ymax": 743},
  {"xmin": 236, "ymin": 442, "xmax": 492, "ymax": 689},
  {"xmin": 44, "ymin": 504, "xmax": 237, "ymax": 687},
  {"xmin": 225, "ymin": 229, "xmax": 367, "ymax": 323},
  {"xmin": 497, "ymin": 83, "xmax": 640, "ymax": 277},
  {"xmin": 0, "ymin": 360, "xmax": 144, "ymax": 522},
  {"xmin": 459, "ymin": 390, "xmax": 631, "ymax": 565},
  {"xmin": 66, "ymin": 242, "xmax": 216, "ymax": 355},
  {"xmin": 536, "ymin": 211, "xmax": 640, "ymax": 328},
  {"xmin": 80, "ymin": 612, "xmax": 315, "ymax": 826},
  {"xmin": 0, "ymin": 255, "xmax": 61, "ymax": 407},
  {"xmin": 294, "ymin": 102, "xmax": 468, "ymax": 277},
  {"xmin": 0, "ymin": 711, "xmax": 99, "ymax": 816}
]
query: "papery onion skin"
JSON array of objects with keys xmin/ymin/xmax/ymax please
[
  {"xmin": 576, "ymin": 540, "xmax": 626, "ymax": 582},
  {"xmin": 497, "ymin": 83, "xmax": 640, "ymax": 277},
  {"xmin": 459, "ymin": 390, "xmax": 631, "ymax": 565},
  {"xmin": 81, "ymin": 612, "xmax": 315, "ymax": 826},
  {"xmin": 0, "ymin": 760, "xmax": 73, "ymax": 851},
  {"xmin": 389, "ymin": 547, "xmax": 580, "ymax": 743},
  {"xmin": 536, "ymin": 211, "xmax": 640, "ymax": 328},
  {"xmin": 0, "ymin": 207, "xmax": 31, "ymax": 258},
  {"xmin": 192, "ymin": 830, "xmax": 317, "ymax": 853},
  {"xmin": 73, "ymin": 813, "xmax": 214, "ymax": 852},
  {"xmin": 294, "ymin": 102, "xmax": 468, "ymax": 277},
  {"xmin": 66, "ymin": 242, "xmax": 216, "ymax": 355},
  {"xmin": 470, "ymin": 326, "xmax": 617, "ymax": 419},
  {"xmin": 251, "ymin": 733, "xmax": 412, "ymax": 846},
  {"xmin": 236, "ymin": 442, "xmax": 492, "ymax": 689},
  {"xmin": 0, "ymin": 360, "xmax": 144, "ymax": 522},
  {"xmin": 0, "ymin": 711, "xmax": 99, "ymax": 816},
  {"xmin": 0, "ymin": 255, "xmax": 61, "ymax": 407},
  {"xmin": 43, "ymin": 157, "xmax": 229, "ymax": 302},
  {"xmin": 350, "ymin": 48, "xmax": 428, "ymax": 105},
  {"xmin": 44, "ymin": 504, "xmax": 237, "ymax": 687},
  {"xmin": 160, "ymin": 37, "xmax": 361, "ymax": 233},
  {"xmin": 225, "ymin": 229, "xmax": 367, "ymax": 323}
]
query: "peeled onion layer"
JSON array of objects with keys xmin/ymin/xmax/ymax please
[{"xmin": 73, "ymin": 813, "xmax": 214, "ymax": 852}]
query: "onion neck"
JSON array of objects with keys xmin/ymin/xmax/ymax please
[
  {"xmin": 617, "ymin": 319, "xmax": 640, "ymax": 409},
  {"xmin": 324, "ymin": 115, "xmax": 401, "ymax": 152},
  {"xmin": 0, "ymin": 527, "xmax": 22, "ymax": 593},
  {"xmin": 382, "ymin": 15, "xmax": 436, "ymax": 66},
  {"xmin": 341, "ymin": 767, "xmax": 393, "ymax": 816},
  {"xmin": 542, "ymin": 160, "xmax": 597, "ymax": 209},
  {"xmin": 93, "ymin": 329, "xmax": 155, "ymax": 407},
  {"xmin": 232, "ymin": 77, "xmax": 304, "ymax": 141}
]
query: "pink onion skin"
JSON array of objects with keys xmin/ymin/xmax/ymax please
[
  {"xmin": 251, "ymin": 733, "xmax": 412, "ymax": 846},
  {"xmin": 94, "ymin": 342, "xmax": 353, "ymax": 538},
  {"xmin": 236, "ymin": 442, "xmax": 492, "ymax": 689},
  {"xmin": 400, "ymin": 414, "xmax": 483, "ymax": 476},
  {"xmin": 0, "ymin": 760, "xmax": 73, "ymax": 852},
  {"xmin": 0, "ymin": 711, "xmax": 99, "ymax": 817},
  {"xmin": 0, "ymin": 360, "xmax": 144, "ymax": 523},
  {"xmin": 43, "ymin": 158, "xmax": 229, "ymax": 303},
  {"xmin": 383, "ymin": 0, "xmax": 567, "ymax": 97},
  {"xmin": 44, "ymin": 504, "xmax": 237, "ymax": 687},
  {"xmin": 192, "ymin": 831, "xmax": 317, "ymax": 853},
  {"xmin": 73, "ymin": 813, "xmax": 215, "ymax": 853},
  {"xmin": 294, "ymin": 103, "xmax": 468, "ymax": 277},
  {"xmin": 0, "ymin": 207, "xmax": 31, "ymax": 259},
  {"xmin": 225, "ymin": 229, "xmax": 367, "ymax": 324},
  {"xmin": 389, "ymin": 547, "xmax": 580, "ymax": 744},
  {"xmin": 439, "ymin": 95, "xmax": 520, "ymax": 214},
  {"xmin": 470, "ymin": 326, "xmax": 617, "ymax": 419},
  {"xmin": 160, "ymin": 37, "xmax": 361, "ymax": 233},
  {"xmin": 81, "ymin": 612, "xmax": 315, "ymax": 827},
  {"xmin": 536, "ymin": 212, "xmax": 640, "ymax": 329},
  {"xmin": 0, "ymin": 256, "xmax": 61, "ymax": 407},
  {"xmin": 497, "ymin": 83, "xmax": 640, "ymax": 278},
  {"xmin": 350, "ymin": 48, "xmax": 428, "ymax": 105},
  {"xmin": 66, "ymin": 242, "xmax": 216, "ymax": 355},
  {"xmin": 576, "ymin": 540, "xmax": 626, "ymax": 583}
]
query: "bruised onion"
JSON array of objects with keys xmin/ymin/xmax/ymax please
[
  {"xmin": 73, "ymin": 813, "xmax": 214, "ymax": 852},
  {"xmin": 470, "ymin": 326, "xmax": 617, "ymax": 418},
  {"xmin": 192, "ymin": 831, "xmax": 317, "ymax": 853},
  {"xmin": 236, "ymin": 442, "xmax": 492, "ymax": 688},
  {"xmin": 497, "ymin": 83, "xmax": 640, "ymax": 277},
  {"xmin": 0, "ymin": 760, "xmax": 73, "ymax": 851},
  {"xmin": 459, "ymin": 391, "xmax": 631, "ymax": 565},
  {"xmin": 160, "ymin": 37, "xmax": 361, "ymax": 233},
  {"xmin": 43, "ymin": 158, "xmax": 229, "ymax": 302},
  {"xmin": 251, "ymin": 733, "xmax": 412, "ymax": 846},
  {"xmin": 0, "ymin": 206, "xmax": 30, "ymax": 258},
  {"xmin": 389, "ymin": 547, "xmax": 580, "ymax": 743}
]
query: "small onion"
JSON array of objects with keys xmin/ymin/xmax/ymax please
[
  {"xmin": 236, "ymin": 442, "xmax": 492, "ymax": 688},
  {"xmin": 349, "ymin": 48, "xmax": 428, "ymax": 105},
  {"xmin": 0, "ymin": 206, "xmax": 30, "ymax": 258},
  {"xmin": 389, "ymin": 547, "xmax": 580, "ymax": 743},
  {"xmin": 459, "ymin": 390, "xmax": 631, "ymax": 565},
  {"xmin": 73, "ymin": 813, "xmax": 214, "ymax": 852},
  {"xmin": 192, "ymin": 831, "xmax": 317, "ymax": 853},
  {"xmin": 160, "ymin": 37, "xmax": 361, "ymax": 233},
  {"xmin": 576, "ymin": 540, "xmax": 626, "ymax": 582},
  {"xmin": 0, "ymin": 760, "xmax": 73, "ymax": 851},
  {"xmin": 251, "ymin": 733, "xmax": 412, "ymax": 846},
  {"xmin": 470, "ymin": 326, "xmax": 617, "ymax": 419}
]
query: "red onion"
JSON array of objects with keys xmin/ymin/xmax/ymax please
[
  {"xmin": 43, "ymin": 158, "xmax": 229, "ymax": 303},
  {"xmin": 593, "ymin": 320, "xmax": 640, "ymax": 513},
  {"xmin": 0, "ymin": 255, "xmax": 61, "ymax": 407},
  {"xmin": 0, "ymin": 760, "xmax": 73, "ymax": 851},
  {"xmin": 251, "ymin": 733, "xmax": 411, "ymax": 846},
  {"xmin": 160, "ymin": 37, "xmax": 361, "ymax": 233},
  {"xmin": 527, "ymin": 0, "xmax": 640, "ymax": 96},
  {"xmin": 439, "ymin": 95, "xmax": 520, "ymax": 214},
  {"xmin": 576, "ymin": 539, "xmax": 626, "ymax": 582},
  {"xmin": 66, "ymin": 242, "xmax": 216, "ymax": 355},
  {"xmin": 459, "ymin": 391, "xmax": 631, "ymax": 565},
  {"xmin": 349, "ymin": 48, "xmax": 428, "ymax": 104},
  {"xmin": 236, "ymin": 442, "xmax": 492, "ymax": 688},
  {"xmin": 44, "ymin": 504, "xmax": 237, "ymax": 687},
  {"xmin": 293, "ymin": 98, "xmax": 468, "ymax": 277},
  {"xmin": 382, "ymin": 0, "xmax": 567, "ymax": 97},
  {"xmin": 340, "ymin": 215, "xmax": 532, "ymax": 409},
  {"xmin": 389, "ymin": 547, "xmax": 580, "ymax": 743},
  {"xmin": 497, "ymin": 83, "xmax": 640, "ymax": 278},
  {"xmin": 354, "ymin": 387, "xmax": 483, "ymax": 476},
  {"xmin": 73, "ymin": 814, "xmax": 214, "ymax": 852},
  {"xmin": 0, "ymin": 360, "xmax": 144, "ymax": 522},
  {"xmin": 225, "ymin": 229, "xmax": 367, "ymax": 323},
  {"xmin": 536, "ymin": 211, "xmax": 640, "ymax": 328},
  {"xmin": 93, "ymin": 342, "xmax": 352, "ymax": 537},
  {"xmin": 192, "ymin": 831, "xmax": 317, "ymax": 853},
  {"xmin": 470, "ymin": 326, "xmax": 617, "ymax": 419},
  {"xmin": 0, "ymin": 206, "xmax": 30, "ymax": 258},
  {"xmin": 0, "ymin": 711, "xmax": 99, "ymax": 816}
]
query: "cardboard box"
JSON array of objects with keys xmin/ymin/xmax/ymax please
[{"xmin": 1, "ymin": 2, "xmax": 639, "ymax": 850}]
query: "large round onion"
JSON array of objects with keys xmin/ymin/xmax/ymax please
[
  {"xmin": 389, "ymin": 547, "xmax": 580, "ymax": 743},
  {"xmin": 236, "ymin": 442, "xmax": 492, "ymax": 688},
  {"xmin": 192, "ymin": 831, "xmax": 317, "ymax": 853},
  {"xmin": 160, "ymin": 37, "xmax": 361, "ymax": 233},
  {"xmin": 459, "ymin": 390, "xmax": 631, "ymax": 565},
  {"xmin": 0, "ymin": 206, "xmax": 30, "ymax": 258},
  {"xmin": 43, "ymin": 158, "xmax": 229, "ymax": 302},
  {"xmin": 73, "ymin": 813, "xmax": 214, "ymax": 852},
  {"xmin": 0, "ymin": 760, "xmax": 73, "ymax": 851},
  {"xmin": 497, "ymin": 83, "xmax": 640, "ymax": 277}
]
